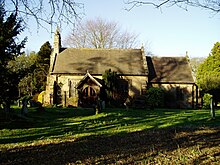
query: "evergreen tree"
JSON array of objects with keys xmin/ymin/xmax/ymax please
[
  {"xmin": 197, "ymin": 42, "xmax": 220, "ymax": 117},
  {"xmin": 8, "ymin": 52, "xmax": 38, "ymax": 96},
  {"xmin": 102, "ymin": 69, "xmax": 128, "ymax": 107},
  {"xmin": 102, "ymin": 69, "xmax": 119, "ymax": 100},
  {"xmin": 38, "ymin": 41, "xmax": 52, "ymax": 65},
  {"xmin": 197, "ymin": 42, "xmax": 220, "ymax": 98},
  {"xmin": 17, "ymin": 42, "xmax": 52, "ymax": 96},
  {"xmin": 34, "ymin": 41, "xmax": 52, "ymax": 92},
  {"xmin": 0, "ymin": 5, "xmax": 26, "ymax": 109}
]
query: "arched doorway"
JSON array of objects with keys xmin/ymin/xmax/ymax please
[
  {"xmin": 81, "ymin": 86, "xmax": 97, "ymax": 107},
  {"xmin": 76, "ymin": 72, "xmax": 103, "ymax": 107}
]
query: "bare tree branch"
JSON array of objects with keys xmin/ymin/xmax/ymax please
[
  {"xmin": 125, "ymin": 0, "xmax": 220, "ymax": 13},
  {"xmin": 64, "ymin": 17, "xmax": 140, "ymax": 49},
  {"xmin": 2, "ymin": 0, "xmax": 84, "ymax": 31}
]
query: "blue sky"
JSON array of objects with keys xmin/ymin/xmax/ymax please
[{"xmin": 21, "ymin": 0, "xmax": 219, "ymax": 58}]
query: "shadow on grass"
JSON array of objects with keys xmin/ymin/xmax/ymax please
[
  {"xmin": 1, "ymin": 126, "xmax": 220, "ymax": 164},
  {"xmin": 0, "ymin": 107, "xmax": 96, "ymax": 129},
  {"xmin": 1, "ymin": 108, "xmax": 220, "ymax": 145}
]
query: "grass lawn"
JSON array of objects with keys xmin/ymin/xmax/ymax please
[{"xmin": 0, "ymin": 107, "xmax": 220, "ymax": 164}]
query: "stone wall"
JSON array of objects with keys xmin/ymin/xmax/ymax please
[
  {"xmin": 151, "ymin": 83, "xmax": 196, "ymax": 108},
  {"xmin": 44, "ymin": 74, "xmax": 148, "ymax": 107}
]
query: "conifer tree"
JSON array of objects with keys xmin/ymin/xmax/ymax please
[
  {"xmin": 197, "ymin": 42, "xmax": 220, "ymax": 117},
  {"xmin": 197, "ymin": 42, "xmax": 220, "ymax": 97},
  {"xmin": 0, "ymin": 4, "xmax": 26, "ymax": 110}
]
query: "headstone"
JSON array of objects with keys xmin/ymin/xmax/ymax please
[
  {"xmin": 210, "ymin": 97, "xmax": 215, "ymax": 119},
  {"xmin": 21, "ymin": 97, "xmax": 28, "ymax": 115}
]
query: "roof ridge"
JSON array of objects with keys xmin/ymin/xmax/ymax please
[
  {"xmin": 66, "ymin": 47, "xmax": 141, "ymax": 51},
  {"xmin": 152, "ymin": 56, "xmax": 186, "ymax": 59}
]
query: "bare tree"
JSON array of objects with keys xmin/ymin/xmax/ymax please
[
  {"xmin": 125, "ymin": 0, "xmax": 220, "ymax": 13},
  {"xmin": 190, "ymin": 57, "xmax": 205, "ymax": 79},
  {"xmin": 2, "ymin": 0, "xmax": 84, "ymax": 29},
  {"xmin": 64, "ymin": 17, "xmax": 139, "ymax": 49}
]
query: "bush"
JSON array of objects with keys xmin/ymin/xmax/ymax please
[
  {"xmin": 38, "ymin": 91, "xmax": 45, "ymax": 103},
  {"xmin": 132, "ymin": 95, "xmax": 147, "ymax": 109},
  {"xmin": 146, "ymin": 87, "xmax": 165, "ymax": 109},
  {"xmin": 202, "ymin": 93, "xmax": 212, "ymax": 109},
  {"xmin": 164, "ymin": 90, "xmax": 176, "ymax": 108}
]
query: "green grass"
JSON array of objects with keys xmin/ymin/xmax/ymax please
[
  {"xmin": 0, "ymin": 107, "xmax": 220, "ymax": 164},
  {"xmin": 0, "ymin": 107, "xmax": 219, "ymax": 148}
]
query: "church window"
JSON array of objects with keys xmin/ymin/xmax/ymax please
[{"xmin": 83, "ymin": 86, "xmax": 96, "ymax": 97}]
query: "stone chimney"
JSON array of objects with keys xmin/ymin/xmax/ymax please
[
  {"xmin": 141, "ymin": 45, "xmax": 148, "ymax": 74},
  {"xmin": 50, "ymin": 27, "xmax": 61, "ymax": 72},
  {"xmin": 54, "ymin": 27, "xmax": 61, "ymax": 55}
]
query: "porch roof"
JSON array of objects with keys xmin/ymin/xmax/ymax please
[{"xmin": 76, "ymin": 71, "xmax": 103, "ymax": 89}]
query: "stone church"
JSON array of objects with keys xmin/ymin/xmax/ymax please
[{"xmin": 44, "ymin": 29, "xmax": 199, "ymax": 109}]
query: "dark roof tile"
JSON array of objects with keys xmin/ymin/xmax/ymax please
[
  {"xmin": 52, "ymin": 48, "xmax": 147, "ymax": 75},
  {"xmin": 147, "ymin": 56, "xmax": 194, "ymax": 83}
]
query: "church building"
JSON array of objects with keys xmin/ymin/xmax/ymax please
[{"xmin": 44, "ymin": 29, "xmax": 199, "ymax": 109}]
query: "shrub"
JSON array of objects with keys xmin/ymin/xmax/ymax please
[
  {"xmin": 38, "ymin": 91, "xmax": 45, "ymax": 103},
  {"xmin": 132, "ymin": 95, "xmax": 147, "ymax": 109},
  {"xmin": 164, "ymin": 90, "xmax": 176, "ymax": 108},
  {"xmin": 202, "ymin": 93, "xmax": 212, "ymax": 109},
  {"xmin": 146, "ymin": 87, "xmax": 165, "ymax": 109}
]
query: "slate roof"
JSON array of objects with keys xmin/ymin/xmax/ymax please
[
  {"xmin": 52, "ymin": 48, "xmax": 148, "ymax": 75},
  {"xmin": 147, "ymin": 56, "xmax": 194, "ymax": 84}
]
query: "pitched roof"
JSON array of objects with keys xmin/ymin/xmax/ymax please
[
  {"xmin": 52, "ymin": 48, "xmax": 147, "ymax": 75},
  {"xmin": 147, "ymin": 56, "xmax": 194, "ymax": 84},
  {"xmin": 76, "ymin": 71, "xmax": 103, "ymax": 89}
]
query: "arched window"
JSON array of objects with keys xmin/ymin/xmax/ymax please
[{"xmin": 83, "ymin": 86, "xmax": 96, "ymax": 97}]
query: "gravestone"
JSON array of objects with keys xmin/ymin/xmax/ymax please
[{"xmin": 21, "ymin": 97, "xmax": 28, "ymax": 115}]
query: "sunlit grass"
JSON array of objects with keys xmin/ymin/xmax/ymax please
[{"xmin": 0, "ymin": 107, "xmax": 219, "ymax": 149}]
